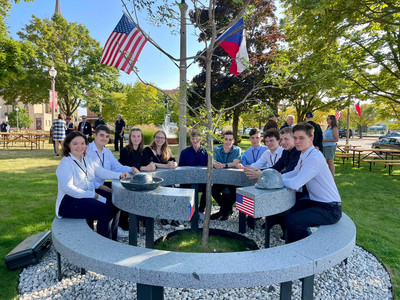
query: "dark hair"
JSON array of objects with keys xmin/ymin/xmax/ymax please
[
  {"xmin": 58, "ymin": 114, "xmax": 64, "ymax": 120},
  {"xmin": 280, "ymin": 127, "xmax": 293, "ymax": 137},
  {"xmin": 249, "ymin": 128, "xmax": 261, "ymax": 136},
  {"xmin": 190, "ymin": 130, "xmax": 201, "ymax": 138},
  {"xmin": 150, "ymin": 130, "xmax": 172, "ymax": 162},
  {"xmin": 327, "ymin": 115, "xmax": 338, "ymax": 128},
  {"xmin": 127, "ymin": 128, "xmax": 144, "ymax": 153},
  {"xmin": 263, "ymin": 128, "xmax": 280, "ymax": 141},
  {"xmin": 62, "ymin": 131, "xmax": 88, "ymax": 157},
  {"xmin": 292, "ymin": 122, "xmax": 314, "ymax": 137},
  {"xmin": 95, "ymin": 125, "xmax": 111, "ymax": 135},
  {"xmin": 223, "ymin": 130, "xmax": 234, "ymax": 137}
]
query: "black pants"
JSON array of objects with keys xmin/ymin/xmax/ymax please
[
  {"xmin": 114, "ymin": 132, "xmax": 123, "ymax": 151},
  {"xmin": 211, "ymin": 184, "xmax": 236, "ymax": 214},
  {"xmin": 284, "ymin": 199, "xmax": 342, "ymax": 243},
  {"xmin": 181, "ymin": 184, "xmax": 207, "ymax": 213},
  {"xmin": 58, "ymin": 189, "xmax": 120, "ymax": 240}
]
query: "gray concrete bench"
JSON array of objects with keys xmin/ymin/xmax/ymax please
[{"xmin": 52, "ymin": 212, "xmax": 356, "ymax": 300}]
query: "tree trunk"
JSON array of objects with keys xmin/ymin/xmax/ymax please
[
  {"xmin": 202, "ymin": 1, "xmax": 216, "ymax": 248},
  {"xmin": 232, "ymin": 106, "xmax": 240, "ymax": 144}
]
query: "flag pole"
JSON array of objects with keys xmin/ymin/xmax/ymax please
[{"xmin": 178, "ymin": 0, "xmax": 188, "ymax": 153}]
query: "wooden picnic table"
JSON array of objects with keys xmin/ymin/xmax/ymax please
[
  {"xmin": 345, "ymin": 147, "xmax": 400, "ymax": 168},
  {"xmin": 0, "ymin": 132, "xmax": 50, "ymax": 150}
]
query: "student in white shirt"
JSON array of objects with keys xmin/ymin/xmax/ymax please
[
  {"xmin": 86, "ymin": 125, "xmax": 138, "ymax": 192},
  {"xmin": 244, "ymin": 129, "xmax": 283, "ymax": 174},
  {"xmin": 56, "ymin": 131, "xmax": 130, "ymax": 240},
  {"xmin": 282, "ymin": 122, "xmax": 342, "ymax": 243}
]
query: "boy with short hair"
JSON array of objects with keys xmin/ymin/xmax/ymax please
[
  {"xmin": 237, "ymin": 128, "xmax": 268, "ymax": 169},
  {"xmin": 211, "ymin": 131, "xmax": 241, "ymax": 221},
  {"xmin": 246, "ymin": 129, "xmax": 283, "ymax": 171},
  {"xmin": 282, "ymin": 122, "xmax": 342, "ymax": 243}
]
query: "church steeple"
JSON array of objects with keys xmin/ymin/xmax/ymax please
[{"xmin": 55, "ymin": 0, "xmax": 61, "ymax": 15}]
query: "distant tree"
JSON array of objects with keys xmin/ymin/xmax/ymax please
[
  {"xmin": 0, "ymin": 13, "xmax": 120, "ymax": 117},
  {"xmin": 340, "ymin": 104, "xmax": 378, "ymax": 138},
  {"xmin": 101, "ymin": 82, "xmax": 177, "ymax": 127},
  {"xmin": 7, "ymin": 106, "xmax": 32, "ymax": 128},
  {"xmin": 0, "ymin": 0, "xmax": 34, "ymax": 88}
]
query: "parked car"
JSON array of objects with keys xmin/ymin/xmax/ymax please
[
  {"xmin": 338, "ymin": 128, "xmax": 353, "ymax": 138},
  {"xmin": 372, "ymin": 137, "xmax": 400, "ymax": 151},
  {"xmin": 379, "ymin": 132, "xmax": 400, "ymax": 140}
]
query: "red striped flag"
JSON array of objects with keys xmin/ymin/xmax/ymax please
[
  {"xmin": 101, "ymin": 14, "xmax": 147, "ymax": 74},
  {"xmin": 236, "ymin": 194, "xmax": 254, "ymax": 217},
  {"xmin": 335, "ymin": 110, "xmax": 341, "ymax": 120}
]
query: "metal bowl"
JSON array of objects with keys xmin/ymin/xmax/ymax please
[{"xmin": 120, "ymin": 177, "xmax": 164, "ymax": 191}]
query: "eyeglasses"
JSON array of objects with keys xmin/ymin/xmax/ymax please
[{"xmin": 155, "ymin": 136, "xmax": 165, "ymax": 140}]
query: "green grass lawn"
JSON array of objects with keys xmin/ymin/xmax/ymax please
[{"xmin": 0, "ymin": 144, "xmax": 399, "ymax": 299}]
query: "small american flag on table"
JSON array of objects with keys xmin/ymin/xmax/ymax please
[{"xmin": 236, "ymin": 194, "xmax": 254, "ymax": 217}]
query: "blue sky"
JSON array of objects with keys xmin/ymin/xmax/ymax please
[{"xmin": 7, "ymin": 0, "xmax": 203, "ymax": 89}]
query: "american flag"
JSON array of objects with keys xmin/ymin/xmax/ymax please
[
  {"xmin": 236, "ymin": 194, "xmax": 254, "ymax": 217},
  {"xmin": 100, "ymin": 14, "xmax": 147, "ymax": 74}
]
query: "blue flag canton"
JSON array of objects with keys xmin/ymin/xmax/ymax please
[
  {"xmin": 113, "ymin": 14, "xmax": 135, "ymax": 34},
  {"xmin": 236, "ymin": 193, "xmax": 243, "ymax": 204}
]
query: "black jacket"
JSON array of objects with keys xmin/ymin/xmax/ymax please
[{"xmin": 307, "ymin": 120, "xmax": 323, "ymax": 152}]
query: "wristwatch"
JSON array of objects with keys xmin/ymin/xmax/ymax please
[{"xmin": 225, "ymin": 163, "xmax": 228, "ymax": 168}]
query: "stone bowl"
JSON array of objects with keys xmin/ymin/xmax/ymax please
[{"xmin": 120, "ymin": 176, "xmax": 164, "ymax": 191}]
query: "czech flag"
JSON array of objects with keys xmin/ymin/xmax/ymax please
[
  {"xmin": 355, "ymin": 102, "xmax": 361, "ymax": 117},
  {"xmin": 216, "ymin": 18, "xmax": 249, "ymax": 75}
]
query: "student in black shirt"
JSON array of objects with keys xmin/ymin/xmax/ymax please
[
  {"xmin": 143, "ymin": 130, "xmax": 178, "ymax": 169},
  {"xmin": 119, "ymin": 128, "xmax": 156, "ymax": 172},
  {"xmin": 118, "ymin": 128, "xmax": 156, "ymax": 231}
]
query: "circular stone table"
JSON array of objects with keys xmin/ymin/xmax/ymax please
[{"xmin": 112, "ymin": 167, "xmax": 295, "ymax": 248}]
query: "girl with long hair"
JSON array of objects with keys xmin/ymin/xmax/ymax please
[
  {"xmin": 120, "ymin": 128, "xmax": 156, "ymax": 172},
  {"xmin": 323, "ymin": 115, "xmax": 339, "ymax": 177},
  {"xmin": 143, "ymin": 130, "xmax": 177, "ymax": 169}
]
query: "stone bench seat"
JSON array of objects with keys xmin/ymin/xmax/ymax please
[{"xmin": 52, "ymin": 213, "xmax": 355, "ymax": 299}]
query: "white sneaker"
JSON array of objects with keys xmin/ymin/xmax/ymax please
[
  {"xmin": 198, "ymin": 212, "xmax": 205, "ymax": 221},
  {"xmin": 117, "ymin": 227, "xmax": 129, "ymax": 238}
]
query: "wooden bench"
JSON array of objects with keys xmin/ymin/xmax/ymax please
[
  {"xmin": 335, "ymin": 152, "xmax": 353, "ymax": 165},
  {"xmin": 383, "ymin": 162, "xmax": 400, "ymax": 175},
  {"xmin": 52, "ymin": 213, "xmax": 356, "ymax": 300},
  {"xmin": 361, "ymin": 159, "xmax": 400, "ymax": 172}
]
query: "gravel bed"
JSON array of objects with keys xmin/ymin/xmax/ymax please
[{"xmin": 18, "ymin": 208, "xmax": 393, "ymax": 299}]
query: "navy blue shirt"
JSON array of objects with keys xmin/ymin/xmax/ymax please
[
  {"xmin": 179, "ymin": 146, "xmax": 208, "ymax": 167},
  {"xmin": 271, "ymin": 147, "xmax": 301, "ymax": 174}
]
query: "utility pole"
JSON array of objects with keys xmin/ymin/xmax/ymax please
[{"xmin": 178, "ymin": 0, "xmax": 188, "ymax": 154}]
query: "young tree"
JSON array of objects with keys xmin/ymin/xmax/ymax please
[
  {"xmin": 188, "ymin": 0, "xmax": 285, "ymax": 141},
  {"xmin": 124, "ymin": 0, "xmax": 295, "ymax": 246},
  {"xmin": 0, "ymin": 13, "xmax": 120, "ymax": 116},
  {"xmin": 7, "ymin": 106, "xmax": 32, "ymax": 128}
]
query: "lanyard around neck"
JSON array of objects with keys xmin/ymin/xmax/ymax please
[
  {"xmin": 299, "ymin": 148, "xmax": 315, "ymax": 171},
  {"xmin": 252, "ymin": 147, "xmax": 261, "ymax": 162},
  {"xmin": 95, "ymin": 151, "xmax": 105, "ymax": 167},
  {"xmin": 72, "ymin": 156, "xmax": 88, "ymax": 178}
]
